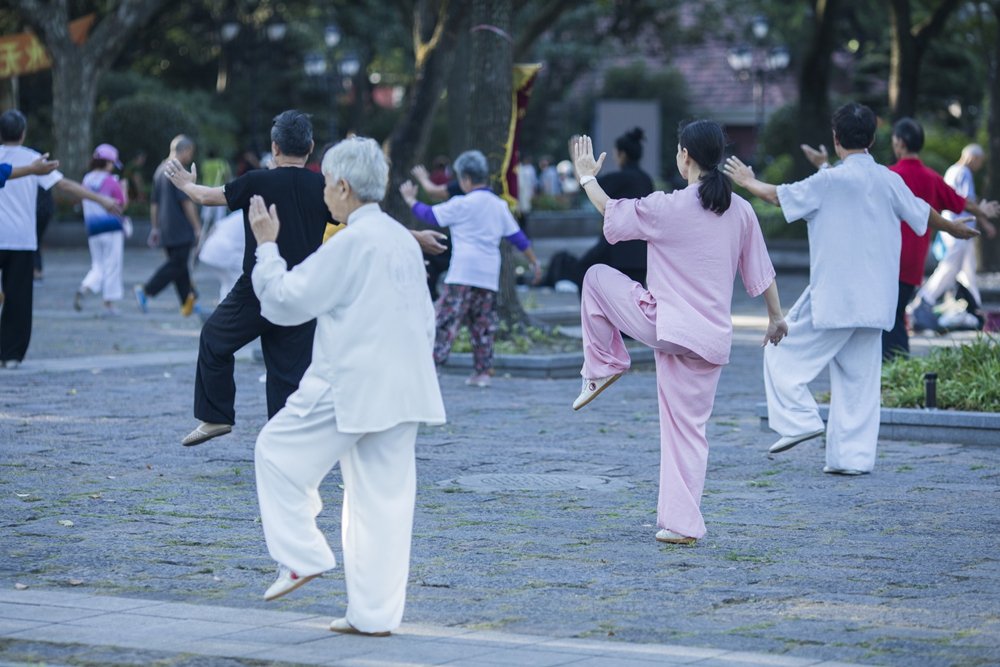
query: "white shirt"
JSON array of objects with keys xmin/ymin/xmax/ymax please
[
  {"xmin": 199, "ymin": 210, "xmax": 245, "ymax": 272},
  {"xmin": 777, "ymin": 152, "xmax": 930, "ymax": 331},
  {"xmin": 0, "ymin": 144, "xmax": 63, "ymax": 250},
  {"xmin": 252, "ymin": 203, "xmax": 446, "ymax": 433},
  {"xmin": 517, "ymin": 163, "xmax": 537, "ymax": 213},
  {"xmin": 942, "ymin": 164, "xmax": 974, "ymax": 225},
  {"xmin": 431, "ymin": 188, "xmax": 521, "ymax": 291}
]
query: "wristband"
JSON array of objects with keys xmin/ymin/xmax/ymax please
[{"xmin": 579, "ymin": 175, "xmax": 596, "ymax": 187}]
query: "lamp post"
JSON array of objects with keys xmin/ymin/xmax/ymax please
[
  {"xmin": 304, "ymin": 24, "xmax": 362, "ymax": 144},
  {"xmin": 726, "ymin": 16, "xmax": 790, "ymax": 149}
]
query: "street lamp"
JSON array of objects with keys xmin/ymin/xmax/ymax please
[{"xmin": 726, "ymin": 16, "xmax": 789, "ymax": 146}]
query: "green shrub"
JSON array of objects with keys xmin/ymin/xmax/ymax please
[{"xmin": 881, "ymin": 335, "xmax": 1000, "ymax": 412}]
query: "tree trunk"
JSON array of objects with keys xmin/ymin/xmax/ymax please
[
  {"xmin": 982, "ymin": 3, "xmax": 1000, "ymax": 271},
  {"xmin": 49, "ymin": 57, "xmax": 99, "ymax": 179},
  {"xmin": 888, "ymin": 0, "xmax": 919, "ymax": 120},
  {"xmin": 795, "ymin": 0, "xmax": 841, "ymax": 179},
  {"xmin": 446, "ymin": 24, "xmax": 472, "ymax": 157},
  {"xmin": 467, "ymin": 0, "xmax": 525, "ymax": 327},
  {"xmin": 888, "ymin": 0, "xmax": 962, "ymax": 120},
  {"xmin": 15, "ymin": 0, "xmax": 169, "ymax": 178},
  {"xmin": 384, "ymin": 0, "xmax": 467, "ymax": 222}
]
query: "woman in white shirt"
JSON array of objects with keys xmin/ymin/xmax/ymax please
[
  {"xmin": 248, "ymin": 137, "xmax": 446, "ymax": 636},
  {"xmin": 400, "ymin": 150, "xmax": 541, "ymax": 387}
]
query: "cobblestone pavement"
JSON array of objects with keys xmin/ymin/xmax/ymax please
[{"xmin": 0, "ymin": 248, "xmax": 997, "ymax": 666}]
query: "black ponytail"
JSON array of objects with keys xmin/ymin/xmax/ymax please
[{"xmin": 678, "ymin": 119, "xmax": 732, "ymax": 215}]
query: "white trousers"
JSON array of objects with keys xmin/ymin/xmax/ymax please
[
  {"xmin": 255, "ymin": 386, "xmax": 418, "ymax": 633},
  {"xmin": 918, "ymin": 234, "xmax": 980, "ymax": 307},
  {"xmin": 763, "ymin": 288, "xmax": 883, "ymax": 472},
  {"xmin": 80, "ymin": 231, "xmax": 124, "ymax": 301}
]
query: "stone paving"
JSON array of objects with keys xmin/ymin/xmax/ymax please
[{"xmin": 0, "ymin": 247, "xmax": 998, "ymax": 666}]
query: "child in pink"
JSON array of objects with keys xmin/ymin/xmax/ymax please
[{"xmin": 570, "ymin": 121, "xmax": 787, "ymax": 545}]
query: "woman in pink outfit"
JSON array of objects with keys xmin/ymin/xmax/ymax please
[{"xmin": 569, "ymin": 120, "xmax": 787, "ymax": 545}]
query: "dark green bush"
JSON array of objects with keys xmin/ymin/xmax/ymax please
[
  {"xmin": 882, "ymin": 336, "xmax": 1000, "ymax": 412},
  {"xmin": 97, "ymin": 96, "xmax": 200, "ymax": 177}
]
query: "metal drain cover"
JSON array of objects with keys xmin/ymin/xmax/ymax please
[{"xmin": 439, "ymin": 473, "xmax": 623, "ymax": 492}]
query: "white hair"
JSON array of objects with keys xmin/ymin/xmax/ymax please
[
  {"xmin": 962, "ymin": 144, "xmax": 984, "ymax": 159},
  {"xmin": 321, "ymin": 136, "xmax": 389, "ymax": 203}
]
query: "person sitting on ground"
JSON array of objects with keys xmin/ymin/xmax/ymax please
[
  {"xmin": 570, "ymin": 122, "xmax": 786, "ymax": 546},
  {"xmin": 248, "ymin": 136, "xmax": 445, "ymax": 637},
  {"xmin": 400, "ymin": 150, "xmax": 541, "ymax": 387}
]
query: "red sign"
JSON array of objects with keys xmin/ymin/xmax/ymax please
[{"xmin": 0, "ymin": 15, "xmax": 95, "ymax": 79}]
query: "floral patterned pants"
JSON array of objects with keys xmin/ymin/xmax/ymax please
[{"xmin": 434, "ymin": 283, "xmax": 498, "ymax": 374}]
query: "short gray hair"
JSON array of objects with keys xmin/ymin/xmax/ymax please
[
  {"xmin": 962, "ymin": 144, "xmax": 984, "ymax": 159},
  {"xmin": 170, "ymin": 134, "xmax": 195, "ymax": 155},
  {"xmin": 321, "ymin": 136, "xmax": 389, "ymax": 203},
  {"xmin": 454, "ymin": 150, "xmax": 489, "ymax": 185}
]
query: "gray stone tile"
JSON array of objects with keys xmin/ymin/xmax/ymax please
[
  {"xmin": 690, "ymin": 654, "xmax": 823, "ymax": 667},
  {"xmin": 129, "ymin": 599, "xmax": 317, "ymax": 625},
  {"xmin": 0, "ymin": 590, "xmax": 158, "ymax": 611},
  {"xmin": 537, "ymin": 638, "xmax": 727, "ymax": 663},
  {"xmin": 177, "ymin": 638, "xmax": 291, "ymax": 659},
  {"xmin": 442, "ymin": 646, "xmax": 586, "ymax": 666},
  {"xmin": 218, "ymin": 624, "xmax": 337, "ymax": 645},
  {"xmin": 248, "ymin": 637, "xmax": 379, "ymax": 665},
  {"xmin": 0, "ymin": 601, "xmax": 104, "ymax": 623},
  {"xmin": 0, "ymin": 618, "xmax": 48, "ymax": 637}
]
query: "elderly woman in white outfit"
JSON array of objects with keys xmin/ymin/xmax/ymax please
[{"xmin": 248, "ymin": 137, "xmax": 446, "ymax": 636}]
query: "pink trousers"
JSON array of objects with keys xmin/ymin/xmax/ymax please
[{"xmin": 581, "ymin": 265, "xmax": 722, "ymax": 539}]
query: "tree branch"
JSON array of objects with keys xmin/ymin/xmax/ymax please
[{"xmin": 513, "ymin": 0, "xmax": 575, "ymax": 60}]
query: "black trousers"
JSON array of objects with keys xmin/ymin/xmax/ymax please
[
  {"xmin": 0, "ymin": 250, "xmax": 34, "ymax": 363},
  {"xmin": 194, "ymin": 275, "xmax": 316, "ymax": 424},
  {"xmin": 145, "ymin": 243, "xmax": 193, "ymax": 303},
  {"xmin": 882, "ymin": 281, "xmax": 915, "ymax": 361}
]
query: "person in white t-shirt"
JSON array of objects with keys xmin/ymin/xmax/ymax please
[
  {"xmin": 914, "ymin": 144, "xmax": 997, "ymax": 326},
  {"xmin": 400, "ymin": 150, "xmax": 541, "ymax": 387},
  {"xmin": 0, "ymin": 109, "xmax": 121, "ymax": 368}
]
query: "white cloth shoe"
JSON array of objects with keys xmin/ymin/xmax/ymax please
[
  {"xmin": 822, "ymin": 466, "xmax": 868, "ymax": 476},
  {"xmin": 263, "ymin": 565, "xmax": 320, "ymax": 601},
  {"xmin": 655, "ymin": 529, "xmax": 696, "ymax": 545},
  {"xmin": 572, "ymin": 373, "xmax": 623, "ymax": 411},
  {"xmin": 465, "ymin": 373, "xmax": 491, "ymax": 387},
  {"xmin": 329, "ymin": 617, "xmax": 391, "ymax": 637},
  {"xmin": 768, "ymin": 428, "xmax": 824, "ymax": 454}
]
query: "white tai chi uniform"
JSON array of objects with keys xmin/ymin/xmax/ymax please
[
  {"xmin": 252, "ymin": 203, "xmax": 446, "ymax": 633},
  {"xmin": 765, "ymin": 153, "xmax": 930, "ymax": 472},
  {"xmin": 918, "ymin": 164, "xmax": 980, "ymax": 307}
]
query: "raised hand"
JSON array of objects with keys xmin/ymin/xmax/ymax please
[
  {"xmin": 979, "ymin": 198, "xmax": 1000, "ymax": 219},
  {"xmin": 399, "ymin": 180, "xmax": 419, "ymax": 205},
  {"xmin": 164, "ymin": 159, "xmax": 196, "ymax": 190},
  {"xmin": 800, "ymin": 144, "xmax": 829, "ymax": 169},
  {"xmin": 28, "ymin": 153, "xmax": 59, "ymax": 176},
  {"xmin": 723, "ymin": 156, "xmax": 755, "ymax": 188},
  {"xmin": 570, "ymin": 135, "xmax": 606, "ymax": 180}
]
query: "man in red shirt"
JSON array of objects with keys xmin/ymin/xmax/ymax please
[{"xmin": 885, "ymin": 118, "xmax": 998, "ymax": 359}]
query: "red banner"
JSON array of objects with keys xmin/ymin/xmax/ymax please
[
  {"xmin": 501, "ymin": 63, "xmax": 542, "ymax": 214},
  {"xmin": 0, "ymin": 15, "xmax": 95, "ymax": 79}
]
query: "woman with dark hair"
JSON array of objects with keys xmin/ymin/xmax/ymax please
[
  {"xmin": 569, "ymin": 120, "xmax": 787, "ymax": 545},
  {"xmin": 544, "ymin": 128, "xmax": 654, "ymax": 291}
]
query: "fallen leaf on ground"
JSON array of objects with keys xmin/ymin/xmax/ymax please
[
  {"xmin": 14, "ymin": 583, "xmax": 28, "ymax": 590},
  {"xmin": 15, "ymin": 493, "xmax": 29, "ymax": 498},
  {"xmin": 68, "ymin": 579, "xmax": 83, "ymax": 586},
  {"xmin": 58, "ymin": 520, "xmax": 74, "ymax": 527}
]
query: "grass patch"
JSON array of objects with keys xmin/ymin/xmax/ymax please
[{"xmin": 882, "ymin": 336, "xmax": 1000, "ymax": 411}]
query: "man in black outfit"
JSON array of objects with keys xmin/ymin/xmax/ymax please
[{"xmin": 166, "ymin": 111, "xmax": 332, "ymax": 446}]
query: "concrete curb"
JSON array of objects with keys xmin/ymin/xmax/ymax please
[
  {"xmin": 756, "ymin": 402, "xmax": 1000, "ymax": 446},
  {"xmin": 442, "ymin": 347, "xmax": 656, "ymax": 379}
]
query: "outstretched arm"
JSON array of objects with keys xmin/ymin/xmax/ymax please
[
  {"xmin": 11, "ymin": 154, "xmax": 60, "ymax": 179},
  {"xmin": 570, "ymin": 135, "xmax": 609, "ymax": 214},
  {"xmin": 963, "ymin": 198, "xmax": 998, "ymax": 238},
  {"xmin": 410, "ymin": 165, "xmax": 449, "ymax": 201},
  {"xmin": 53, "ymin": 178, "xmax": 123, "ymax": 215},
  {"xmin": 930, "ymin": 210, "xmax": 980, "ymax": 240},
  {"xmin": 165, "ymin": 159, "xmax": 228, "ymax": 206},
  {"xmin": 723, "ymin": 157, "xmax": 780, "ymax": 206}
]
